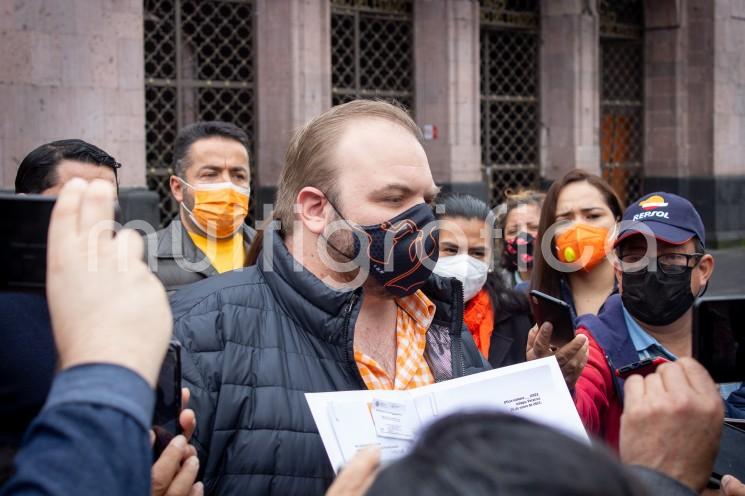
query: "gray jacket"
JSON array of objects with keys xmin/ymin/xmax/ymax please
[{"xmin": 143, "ymin": 219, "xmax": 256, "ymax": 295}]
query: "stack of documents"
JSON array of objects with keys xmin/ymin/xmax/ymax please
[{"xmin": 306, "ymin": 356, "xmax": 588, "ymax": 472}]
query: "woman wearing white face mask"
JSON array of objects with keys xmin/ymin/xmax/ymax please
[{"xmin": 433, "ymin": 194, "xmax": 532, "ymax": 368}]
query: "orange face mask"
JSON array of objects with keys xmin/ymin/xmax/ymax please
[
  {"xmin": 555, "ymin": 223, "xmax": 611, "ymax": 272},
  {"xmin": 179, "ymin": 179, "xmax": 250, "ymax": 238}
]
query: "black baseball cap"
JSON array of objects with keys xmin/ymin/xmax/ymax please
[{"xmin": 614, "ymin": 192, "xmax": 706, "ymax": 248}]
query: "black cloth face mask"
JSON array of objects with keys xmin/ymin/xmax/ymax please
[
  {"xmin": 501, "ymin": 232, "xmax": 535, "ymax": 272},
  {"xmin": 325, "ymin": 202, "xmax": 439, "ymax": 298},
  {"xmin": 621, "ymin": 266, "xmax": 695, "ymax": 326}
]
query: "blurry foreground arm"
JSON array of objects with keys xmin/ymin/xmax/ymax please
[{"xmin": 0, "ymin": 179, "xmax": 172, "ymax": 496}]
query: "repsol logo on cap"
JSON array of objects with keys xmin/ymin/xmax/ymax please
[{"xmin": 633, "ymin": 195, "xmax": 670, "ymax": 221}]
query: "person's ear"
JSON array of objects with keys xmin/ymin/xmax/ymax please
[
  {"xmin": 696, "ymin": 253, "xmax": 715, "ymax": 290},
  {"xmin": 614, "ymin": 263, "xmax": 624, "ymax": 294},
  {"xmin": 170, "ymin": 176, "xmax": 184, "ymax": 203},
  {"xmin": 296, "ymin": 187, "xmax": 330, "ymax": 236}
]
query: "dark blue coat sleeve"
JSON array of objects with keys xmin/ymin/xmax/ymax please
[
  {"xmin": 0, "ymin": 364, "xmax": 155, "ymax": 496},
  {"xmin": 725, "ymin": 384, "xmax": 745, "ymax": 419}
]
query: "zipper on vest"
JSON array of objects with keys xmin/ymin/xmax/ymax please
[
  {"xmin": 452, "ymin": 281, "xmax": 466, "ymax": 378},
  {"xmin": 343, "ymin": 292, "xmax": 367, "ymax": 389}
]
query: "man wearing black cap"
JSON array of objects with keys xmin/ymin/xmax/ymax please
[{"xmin": 571, "ymin": 192, "xmax": 745, "ymax": 453}]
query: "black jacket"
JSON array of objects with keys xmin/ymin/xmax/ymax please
[
  {"xmin": 487, "ymin": 306, "xmax": 532, "ymax": 368},
  {"xmin": 170, "ymin": 232, "xmax": 489, "ymax": 495},
  {"xmin": 143, "ymin": 219, "xmax": 256, "ymax": 295}
]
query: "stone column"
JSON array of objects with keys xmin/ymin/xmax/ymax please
[
  {"xmin": 644, "ymin": 0, "xmax": 745, "ymax": 245},
  {"xmin": 540, "ymin": 0, "xmax": 601, "ymax": 181},
  {"xmin": 254, "ymin": 0, "xmax": 332, "ymax": 212},
  {"xmin": 414, "ymin": 0, "xmax": 483, "ymax": 198},
  {"xmin": 0, "ymin": 0, "xmax": 146, "ymax": 188}
]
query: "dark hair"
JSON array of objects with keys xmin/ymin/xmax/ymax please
[
  {"xmin": 531, "ymin": 169, "xmax": 624, "ymax": 299},
  {"xmin": 14, "ymin": 139, "xmax": 120, "ymax": 194},
  {"xmin": 435, "ymin": 193, "xmax": 528, "ymax": 314},
  {"xmin": 497, "ymin": 190, "xmax": 546, "ymax": 232},
  {"xmin": 173, "ymin": 121, "xmax": 250, "ymax": 177},
  {"xmin": 496, "ymin": 189, "xmax": 546, "ymax": 267},
  {"xmin": 366, "ymin": 412, "xmax": 647, "ymax": 496}
]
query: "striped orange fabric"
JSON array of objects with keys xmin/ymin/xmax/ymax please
[{"xmin": 354, "ymin": 290, "xmax": 436, "ymax": 390}]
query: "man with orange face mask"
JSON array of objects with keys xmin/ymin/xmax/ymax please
[{"xmin": 144, "ymin": 121, "xmax": 255, "ymax": 294}]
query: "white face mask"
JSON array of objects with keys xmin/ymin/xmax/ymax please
[{"xmin": 432, "ymin": 254, "xmax": 489, "ymax": 302}]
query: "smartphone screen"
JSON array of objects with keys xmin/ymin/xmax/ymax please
[
  {"xmin": 693, "ymin": 296, "xmax": 745, "ymax": 384},
  {"xmin": 712, "ymin": 423, "xmax": 745, "ymax": 483},
  {"xmin": 0, "ymin": 194, "xmax": 55, "ymax": 290},
  {"xmin": 0, "ymin": 192, "xmax": 121, "ymax": 291},
  {"xmin": 529, "ymin": 290, "xmax": 576, "ymax": 347},
  {"xmin": 152, "ymin": 341, "xmax": 182, "ymax": 459}
]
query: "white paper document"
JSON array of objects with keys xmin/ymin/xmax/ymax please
[{"xmin": 305, "ymin": 356, "xmax": 588, "ymax": 472}]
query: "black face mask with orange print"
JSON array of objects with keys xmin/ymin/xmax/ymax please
[{"xmin": 326, "ymin": 202, "xmax": 439, "ymax": 298}]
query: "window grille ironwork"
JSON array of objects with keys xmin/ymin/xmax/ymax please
[
  {"xmin": 600, "ymin": 0, "xmax": 644, "ymax": 206},
  {"xmin": 331, "ymin": 0, "xmax": 414, "ymax": 111},
  {"xmin": 144, "ymin": 0, "xmax": 255, "ymax": 227},
  {"xmin": 480, "ymin": 0, "xmax": 540, "ymax": 207}
]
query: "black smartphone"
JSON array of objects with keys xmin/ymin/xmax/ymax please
[
  {"xmin": 152, "ymin": 341, "xmax": 183, "ymax": 459},
  {"xmin": 712, "ymin": 423, "xmax": 745, "ymax": 483},
  {"xmin": 0, "ymin": 193, "xmax": 56, "ymax": 291},
  {"xmin": 693, "ymin": 296, "xmax": 745, "ymax": 383},
  {"xmin": 529, "ymin": 290, "xmax": 576, "ymax": 347},
  {"xmin": 0, "ymin": 192, "xmax": 121, "ymax": 291},
  {"xmin": 615, "ymin": 357, "xmax": 670, "ymax": 380}
]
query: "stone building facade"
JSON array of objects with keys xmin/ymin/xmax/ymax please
[{"xmin": 1, "ymin": 0, "xmax": 744, "ymax": 245}]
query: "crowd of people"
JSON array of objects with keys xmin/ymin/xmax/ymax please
[{"xmin": 1, "ymin": 99, "xmax": 744, "ymax": 496}]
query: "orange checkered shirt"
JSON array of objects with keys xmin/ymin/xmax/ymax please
[{"xmin": 354, "ymin": 290, "xmax": 436, "ymax": 390}]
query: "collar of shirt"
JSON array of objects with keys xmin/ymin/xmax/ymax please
[
  {"xmin": 397, "ymin": 289, "xmax": 436, "ymax": 329},
  {"xmin": 354, "ymin": 290, "xmax": 436, "ymax": 390},
  {"xmin": 514, "ymin": 271, "xmax": 523, "ymax": 285},
  {"xmin": 622, "ymin": 304, "xmax": 678, "ymax": 361}
]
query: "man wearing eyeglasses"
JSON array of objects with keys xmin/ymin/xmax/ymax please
[{"xmin": 571, "ymin": 192, "xmax": 745, "ymax": 458}]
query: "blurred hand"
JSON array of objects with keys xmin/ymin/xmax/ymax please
[
  {"xmin": 325, "ymin": 447, "xmax": 380, "ymax": 496},
  {"xmin": 151, "ymin": 388, "xmax": 197, "ymax": 462},
  {"xmin": 151, "ymin": 435, "xmax": 202, "ymax": 496},
  {"xmin": 620, "ymin": 358, "xmax": 723, "ymax": 493},
  {"xmin": 179, "ymin": 388, "xmax": 197, "ymax": 441},
  {"xmin": 46, "ymin": 178, "xmax": 172, "ymax": 387},
  {"xmin": 526, "ymin": 322, "xmax": 588, "ymax": 389},
  {"xmin": 722, "ymin": 475, "xmax": 745, "ymax": 496}
]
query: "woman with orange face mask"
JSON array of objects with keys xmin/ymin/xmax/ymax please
[{"xmin": 531, "ymin": 170, "xmax": 624, "ymax": 321}]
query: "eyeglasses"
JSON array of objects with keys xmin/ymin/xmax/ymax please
[{"xmin": 619, "ymin": 252, "xmax": 704, "ymax": 275}]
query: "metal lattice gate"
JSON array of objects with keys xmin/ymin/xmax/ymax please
[
  {"xmin": 331, "ymin": 0, "xmax": 414, "ymax": 111},
  {"xmin": 600, "ymin": 0, "xmax": 644, "ymax": 207},
  {"xmin": 144, "ymin": 0, "xmax": 255, "ymax": 227},
  {"xmin": 480, "ymin": 0, "xmax": 540, "ymax": 207}
]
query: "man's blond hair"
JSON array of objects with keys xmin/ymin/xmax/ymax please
[{"xmin": 274, "ymin": 99, "xmax": 422, "ymax": 235}]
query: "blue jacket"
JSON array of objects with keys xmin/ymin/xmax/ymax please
[
  {"xmin": 577, "ymin": 294, "xmax": 745, "ymax": 417},
  {"xmin": 0, "ymin": 292, "xmax": 56, "ymax": 450},
  {"xmin": 0, "ymin": 364, "xmax": 153, "ymax": 495}
]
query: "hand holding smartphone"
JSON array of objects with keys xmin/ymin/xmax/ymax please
[
  {"xmin": 152, "ymin": 341, "xmax": 183, "ymax": 459},
  {"xmin": 529, "ymin": 290, "xmax": 576, "ymax": 348}
]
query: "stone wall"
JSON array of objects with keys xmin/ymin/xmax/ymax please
[{"xmin": 0, "ymin": 0, "xmax": 146, "ymax": 189}]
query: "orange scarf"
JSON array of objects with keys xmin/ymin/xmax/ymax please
[{"xmin": 463, "ymin": 288, "xmax": 494, "ymax": 359}]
